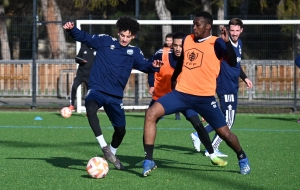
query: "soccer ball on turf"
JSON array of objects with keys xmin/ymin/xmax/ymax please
[
  {"xmin": 86, "ymin": 157, "xmax": 109, "ymax": 179},
  {"xmin": 60, "ymin": 107, "xmax": 72, "ymax": 118}
]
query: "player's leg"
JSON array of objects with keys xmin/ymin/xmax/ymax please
[
  {"xmin": 69, "ymin": 75, "xmax": 82, "ymax": 110},
  {"xmin": 85, "ymin": 90, "xmax": 123, "ymax": 170},
  {"xmin": 183, "ymin": 110, "xmax": 227, "ymax": 167},
  {"xmin": 211, "ymin": 94, "xmax": 237, "ymax": 156},
  {"xmin": 175, "ymin": 112, "xmax": 181, "ymax": 120},
  {"xmin": 193, "ymin": 96, "xmax": 250, "ymax": 174},
  {"xmin": 103, "ymin": 96, "xmax": 126, "ymax": 170},
  {"xmin": 142, "ymin": 90, "xmax": 187, "ymax": 176}
]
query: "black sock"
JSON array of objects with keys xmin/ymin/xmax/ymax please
[
  {"xmin": 237, "ymin": 149, "xmax": 247, "ymax": 160},
  {"xmin": 188, "ymin": 115, "xmax": 214, "ymax": 154},
  {"xmin": 144, "ymin": 144, "xmax": 154, "ymax": 160}
]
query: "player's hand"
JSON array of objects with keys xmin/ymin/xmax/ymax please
[
  {"xmin": 245, "ymin": 78, "xmax": 253, "ymax": 89},
  {"xmin": 152, "ymin": 60, "xmax": 164, "ymax": 67},
  {"xmin": 148, "ymin": 87, "xmax": 154, "ymax": 95},
  {"xmin": 63, "ymin": 22, "xmax": 75, "ymax": 30},
  {"xmin": 220, "ymin": 26, "xmax": 229, "ymax": 42}
]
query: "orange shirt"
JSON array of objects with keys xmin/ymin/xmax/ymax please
[
  {"xmin": 175, "ymin": 35, "xmax": 220, "ymax": 96},
  {"xmin": 153, "ymin": 47, "xmax": 173, "ymax": 100}
]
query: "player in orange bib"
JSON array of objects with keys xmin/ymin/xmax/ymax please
[
  {"xmin": 142, "ymin": 11, "xmax": 251, "ymax": 176},
  {"xmin": 144, "ymin": 32, "xmax": 227, "ymax": 166}
]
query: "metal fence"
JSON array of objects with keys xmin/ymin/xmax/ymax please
[
  {"xmin": 0, "ymin": 15, "xmax": 300, "ymax": 112},
  {"xmin": 0, "ymin": 59, "xmax": 300, "ymax": 112}
]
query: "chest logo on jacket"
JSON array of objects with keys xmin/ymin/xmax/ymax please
[
  {"xmin": 127, "ymin": 49, "xmax": 133, "ymax": 55},
  {"xmin": 184, "ymin": 48, "xmax": 203, "ymax": 70}
]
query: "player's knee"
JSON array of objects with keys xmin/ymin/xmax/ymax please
[
  {"xmin": 146, "ymin": 103, "xmax": 164, "ymax": 121},
  {"xmin": 216, "ymin": 126, "xmax": 232, "ymax": 140},
  {"xmin": 222, "ymin": 130, "xmax": 236, "ymax": 142}
]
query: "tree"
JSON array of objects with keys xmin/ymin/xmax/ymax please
[
  {"xmin": 277, "ymin": 0, "xmax": 300, "ymax": 55},
  {"xmin": 0, "ymin": 3, "xmax": 11, "ymax": 60},
  {"xmin": 201, "ymin": 0, "xmax": 212, "ymax": 13},
  {"xmin": 155, "ymin": 0, "xmax": 172, "ymax": 43},
  {"xmin": 41, "ymin": 0, "xmax": 67, "ymax": 59}
]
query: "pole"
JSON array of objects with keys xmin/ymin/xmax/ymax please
[
  {"xmin": 31, "ymin": 0, "xmax": 37, "ymax": 110},
  {"xmin": 134, "ymin": 0, "xmax": 140, "ymax": 105},
  {"xmin": 224, "ymin": 0, "xmax": 227, "ymax": 20}
]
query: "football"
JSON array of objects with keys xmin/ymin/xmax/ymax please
[
  {"xmin": 60, "ymin": 107, "xmax": 72, "ymax": 118},
  {"xmin": 86, "ymin": 157, "xmax": 109, "ymax": 179}
]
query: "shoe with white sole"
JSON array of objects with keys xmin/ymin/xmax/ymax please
[
  {"xmin": 205, "ymin": 149, "xmax": 228, "ymax": 157},
  {"xmin": 190, "ymin": 132, "xmax": 201, "ymax": 152}
]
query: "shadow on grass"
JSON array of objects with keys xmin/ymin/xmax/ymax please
[
  {"xmin": 7, "ymin": 156, "xmax": 86, "ymax": 171},
  {"xmin": 256, "ymin": 116, "xmax": 298, "ymax": 122}
]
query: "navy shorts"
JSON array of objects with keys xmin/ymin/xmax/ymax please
[
  {"xmin": 85, "ymin": 89, "xmax": 125, "ymax": 127},
  {"xmin": 149, "ymin": 99, "xmax": 198, "ymax": 119},
  {"xmin": 218, "ymin": 94, "xmax": 238, "ymax": 128},
  {"xmin": 156, "ymin": 90, "xmax": 227, "ymax": 129}
]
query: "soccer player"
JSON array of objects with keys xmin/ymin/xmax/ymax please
[
  {"xmin": 146, "ymin": 32, "xmax": 227, "ymax": 166},
  {"xmin": 142, "ymin": 11, "xmax": 251, "ymax": 176},
  {"xmin": 163, "ymin": 33, "xmax": 173, "ymax": 48},
  {"xmin": 68, "ymin": 43, "xmax": 96, "ymax": 111},
  {"xmin": 151, "ymin": 32, "xmax": 181, "ymax": 120},
  {"xmin": 190, "ymin": 18, "xmax": 253, "ymax": 157},
  {"xmin": 63, "ymin": 17, "xmax": 163, "ymax": 170}
]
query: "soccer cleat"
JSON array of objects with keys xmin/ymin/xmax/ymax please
[
  {"xmin": 68, "ymin": 105, "xmax": 75, "ymax": 111},
  {"xmin": 142, "ymin": 159, "xmax": 157, "ymax": 177},
  {"xmin": 297, "ymin": 118, "xmax": 300, "ymax": 123},
  {"xmin": 214, "ymin": 149, "xmax": 228, "ymax": 157},
  {"xmin": 211, "ymin": 157, "xmax": 228, "ymax": 167},
  {"xmin": 239, "ymin": 157, "xmax": 251, "ymax": 174},
  {"xmin": 102, "ymin": 146, "xmax": 124, "ymax": 170},
  {"xmin": 204, "ymin": 149, "xmax": 228, "ymax": 157},
  {"xmin": 175, "ymin": 112, "xmax": 181, "ymax": 120},
  {"xmin": 190, "ymin": 132, "xmax": 201, "ymax": 152}
]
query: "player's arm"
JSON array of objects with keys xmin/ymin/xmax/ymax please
[
  {"xmin": 170, "ymin": 52, "xmax": 183, "ymax": 89},
  {"xmin": 75, "ymin": 45, "xmax": 87, "ymax": 64},
  {"xmin": 133, "ymin": 48, "xmax": 161, "ymax": 73},
  {"xmin": 64, "ymin": 23, "xmax": 102, "ymax": 50},
  {"xmin": 147, "ymin": 49, "xmax": 162, "ymax": 88},
  {"xmin": 240, "ymin": 65, "xmax": 253, "ymax": 88},
  {"xmin": 224, "ymin": 41, "xmax": 237, "ymax": 66},
  {"xmin": 216, "ymin": 26, "xmax": 237, "ymax": 67}
]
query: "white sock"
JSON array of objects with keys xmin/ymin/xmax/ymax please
[
  {"xmin": 110, "ymin": 144, "xmax": 117, "ymax": 155},
  {"xmin": 96, "ymin": 135, "xmax": 107, "ymax": 148}
]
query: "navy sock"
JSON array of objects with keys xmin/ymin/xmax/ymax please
[{"xmin": 237, "ymin": 149, "xmax": 247, "ymax": 160}]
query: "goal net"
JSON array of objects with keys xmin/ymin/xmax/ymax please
[{"xmin": 75, "ymin": 19, "xmax": 300, "ymax": 113}]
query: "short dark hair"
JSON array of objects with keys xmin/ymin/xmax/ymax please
[
  {"xmin": 172, "ymin": 32, "xmax": 186, "ymax": 40},
  {"xmin": 116, "ymin": 17, "xmax": 140, "ymax": 35},
  {"xmin": 165, "ymin": 33, "xmax": 173, "ymax": 39},
  {"xmin": 195, "ymin": 11, "xmax": 213, "ymax": 25},
  {"xmin": 228, "ymin": 18, "xmax": 243, "ymax": 28}
]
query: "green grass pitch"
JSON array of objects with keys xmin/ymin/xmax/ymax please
[{"xmin": 0, "ymin": 111, "xmax": 299, "ymax": 189}]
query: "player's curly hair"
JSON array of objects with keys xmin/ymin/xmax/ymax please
[{"xmin": 116, "ymin": 16, "xmax": 140, "ymax": 35}]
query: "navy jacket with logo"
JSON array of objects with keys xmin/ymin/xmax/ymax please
[{"xmin": 68, "ymin": 27, "xmax": 159, "ymax": 98}]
